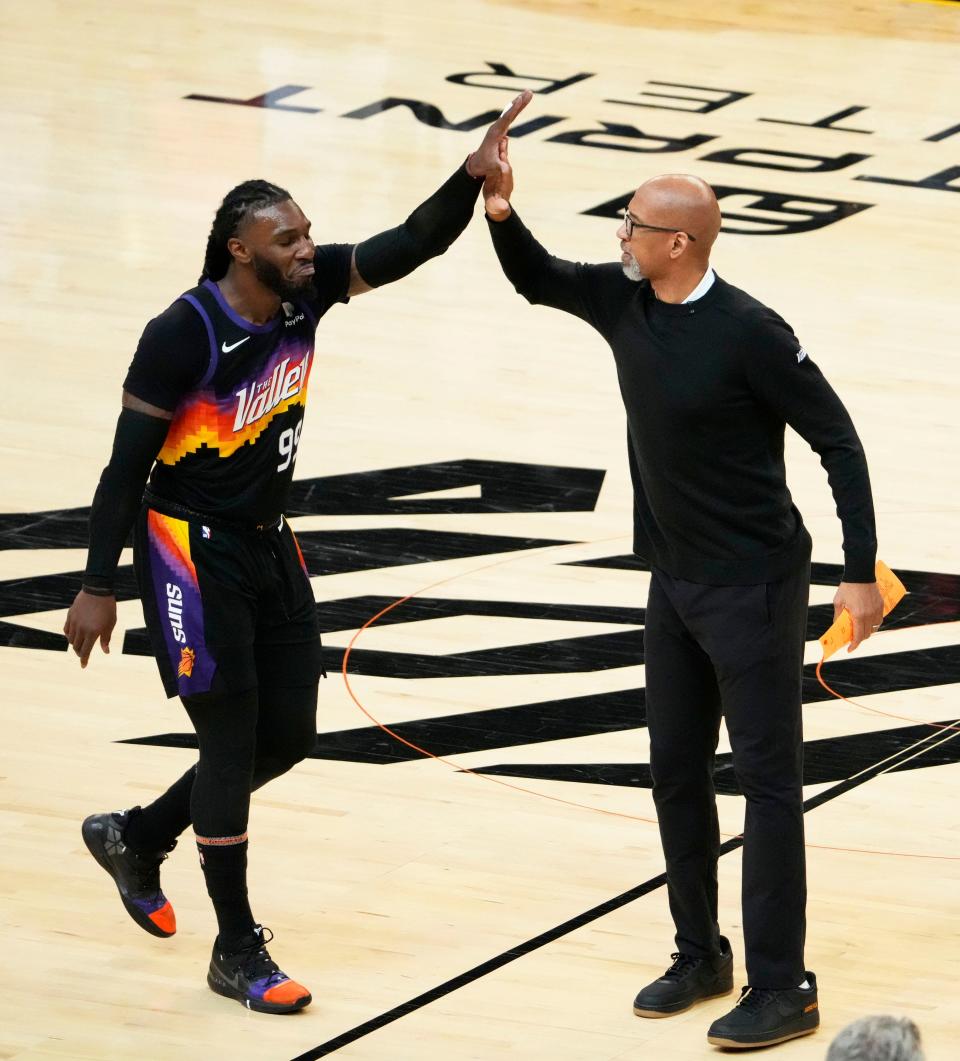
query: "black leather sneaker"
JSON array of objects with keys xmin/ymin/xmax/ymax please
[
  {"xmin": 207, "ymin": 926, "xmax": 312, "ymax": 1014},
  {"xmin": 633, "ymin": 936, "xmax": 734, "ymax": 1017},
  {"xmin": 81, "ymin": 808, "xmax": 176, "ymax": 938},
  {"xmin": 706, "ymin": 971, "xmax": 820, "ymax": 1048}
]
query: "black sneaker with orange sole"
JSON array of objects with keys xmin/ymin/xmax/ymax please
[
  {"xmin": 81, "ymin": 808, "xmax": 176, "ymax": 938},
  {"xmin": 207, "ymin": 926, "xmax": 312, "ymax": 1014}
]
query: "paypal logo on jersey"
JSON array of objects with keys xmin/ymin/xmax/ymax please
[{"xmin": 281, "ymin": 302, "xmax": 306, "ymax": 328}]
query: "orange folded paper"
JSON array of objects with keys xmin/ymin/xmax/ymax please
[{"xmin": 818, "ymin": 560, "xmax": 907, "ymax": 661}]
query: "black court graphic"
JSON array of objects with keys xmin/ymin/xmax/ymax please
[
  {"xmin": 0, "ymin": 458, "xmax": 601, "ymax": 651},
  {"xmin": 185, "ymin": 63, "xmax": 960, "ymax": 249},
  {"xmin": 3, "ymin": 462, "xmax": 959, "ymax": 778},
  {"xmin": 288, "ymin": 717, "xmax": 960, "ymax": 1058},
  {"xmin": 5, "ymin": 462, "xmax": 959, "ymax": 1056},
  {"xmin": 120, "ymin": 559, "xmax": 960, "ymax": 783}
]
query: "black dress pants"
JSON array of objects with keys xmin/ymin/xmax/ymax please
[{"xmin": 644, "ymin": 560, "xmax": 810, "ymax": 988}]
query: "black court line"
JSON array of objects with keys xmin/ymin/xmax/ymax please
[{"xmin": 290, "ymin": 720, "xmax": 960, "ymax": 1060}]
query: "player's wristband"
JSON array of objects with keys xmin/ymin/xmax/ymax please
[{"xmin": 81, "ymin": 581, "xmax": 116, "ymax": 597}]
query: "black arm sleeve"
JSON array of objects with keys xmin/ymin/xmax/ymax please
[
  {"xmin": 352, "ymin": 161, "xmax": 483, "ymax": 288},
  {"xmin": 486, "ymin": 209, "xmax": 623, "ymax": 331},
  {"xmin": 82, "ymin": 408, "xmax": 172, "ymax": 594}
]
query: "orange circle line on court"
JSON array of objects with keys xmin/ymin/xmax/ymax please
[{"xmin": 337, "ymin": 540, "xmax": 960, "ymax": 862}]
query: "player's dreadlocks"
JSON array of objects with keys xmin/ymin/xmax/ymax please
[{"xmin": 199, "ymin": 180, "xmax": 291, "ymax": 283}]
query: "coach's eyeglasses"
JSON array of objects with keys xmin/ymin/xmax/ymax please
[{"xmin": 621, "ymin": 208, "xmax": 697, "ymax": 242}]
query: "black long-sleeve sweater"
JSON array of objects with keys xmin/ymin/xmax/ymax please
[{"xmin": 488, "ymin": 210, "xmax": 877, "ymax": 586}]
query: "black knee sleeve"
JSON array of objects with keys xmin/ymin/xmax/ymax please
[
  {"xmin": 251, "ymin": 682, "xmax": 318, "ymax": 789},
  {"xmin": 182, "ymin": 687, "xmax": 259, "ymax": 837}
]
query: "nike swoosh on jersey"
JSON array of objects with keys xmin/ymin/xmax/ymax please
[{"xmin": 221, "ymin": 337, "xmax": 251, "ymax": 353}]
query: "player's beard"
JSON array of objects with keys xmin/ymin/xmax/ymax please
[
  {"xmin": 252, "ymin": 253, "xmax": 313, "ymax": 301},
  {"xmin": 621, "ymin": 251, "xmax": 644, "ymax": 283}
]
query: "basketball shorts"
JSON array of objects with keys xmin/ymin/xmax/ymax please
[{"xmin": 133, "ymin": 507, "xmax": 322, "ymax": 699}]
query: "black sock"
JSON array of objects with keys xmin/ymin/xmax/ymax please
[
  {"xmin": 197, "ymin": 838, "xmax": 256, "ymax": 950},
  {"xmin": 122, "ymin": 766, "xmax": 196, "ymax": 853}
]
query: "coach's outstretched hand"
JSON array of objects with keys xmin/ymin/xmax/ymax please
[
  {"xmin": 466, "ymin": 90, "xmax": 532, "ymax": 179},
  {"xmin": 483, "ymin": 136, "xmax": 514, "ymax": 221}
]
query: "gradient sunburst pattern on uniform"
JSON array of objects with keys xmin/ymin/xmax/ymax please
[{"xmin": 157, "ymin": 341, "xmax": 313, "ymax": 465}]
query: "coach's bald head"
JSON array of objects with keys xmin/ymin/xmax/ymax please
[
  {"xmin": 637, "ymin": 174, "xmax": 720, "ymax": 258},
  {"xmin": 617, "ymin": 174, "xmax": 721, "ymax": 301}
]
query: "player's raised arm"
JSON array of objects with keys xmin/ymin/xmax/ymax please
[{"xmin": 345, "ymin": 90, "xmax": 533, "ymax": 295}]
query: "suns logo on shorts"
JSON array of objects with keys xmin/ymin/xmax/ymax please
[
  {"xmin": 166, "ymin": 581, "xmax": 186, "ymax": 644},
  {"xmin": 177, "ymin": 646, "xmax": 196, "ymax": 678}
]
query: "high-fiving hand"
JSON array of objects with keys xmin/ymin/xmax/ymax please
[
  {"xmin": 466, "ymin": 90, "xmax": 532, "ymax": 180},
  {"xmin": 482, "ymin": 136, "xmax": 514, "ymax": 221}
]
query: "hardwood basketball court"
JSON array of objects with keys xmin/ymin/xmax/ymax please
[{"xmin": 2, "ymin": 1, "xmax": 959, "ymax": 1058}]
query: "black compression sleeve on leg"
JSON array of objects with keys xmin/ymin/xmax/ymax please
[
  {"xmin": 251, "ymin": 682, "xmax": 319, "ymax": 789},
  {"xmin": 83, "ymin": 407, "xmax": 170, "ymax": 594},
  {"xmin": 122, "ymin": 765, "xmax": 196, "ymax": 852},
  {"xmin": 352, "ymin": 161, "xmax": 483, "ymax": 288},
  {"xmin": 183, "ymin": 688, "xmax": 259, "ymax": 839}
]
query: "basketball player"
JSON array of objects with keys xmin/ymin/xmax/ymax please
[
  {"xmin": 481, "ymin": 138, "xmax": 883, "ymax": 1048},
  {"xmin": 63, "ymin": 90, "xmax": 532, "ymax": 1014}
]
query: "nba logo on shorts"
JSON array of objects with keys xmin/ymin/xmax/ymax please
[{"xmin": 202, "ymin": 525, "xmax": 211, "ymax": 539}]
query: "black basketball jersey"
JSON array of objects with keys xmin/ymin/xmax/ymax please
[{"xmin": 124, "ymin": 243, "xmax": 353, "ymax": 525}]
